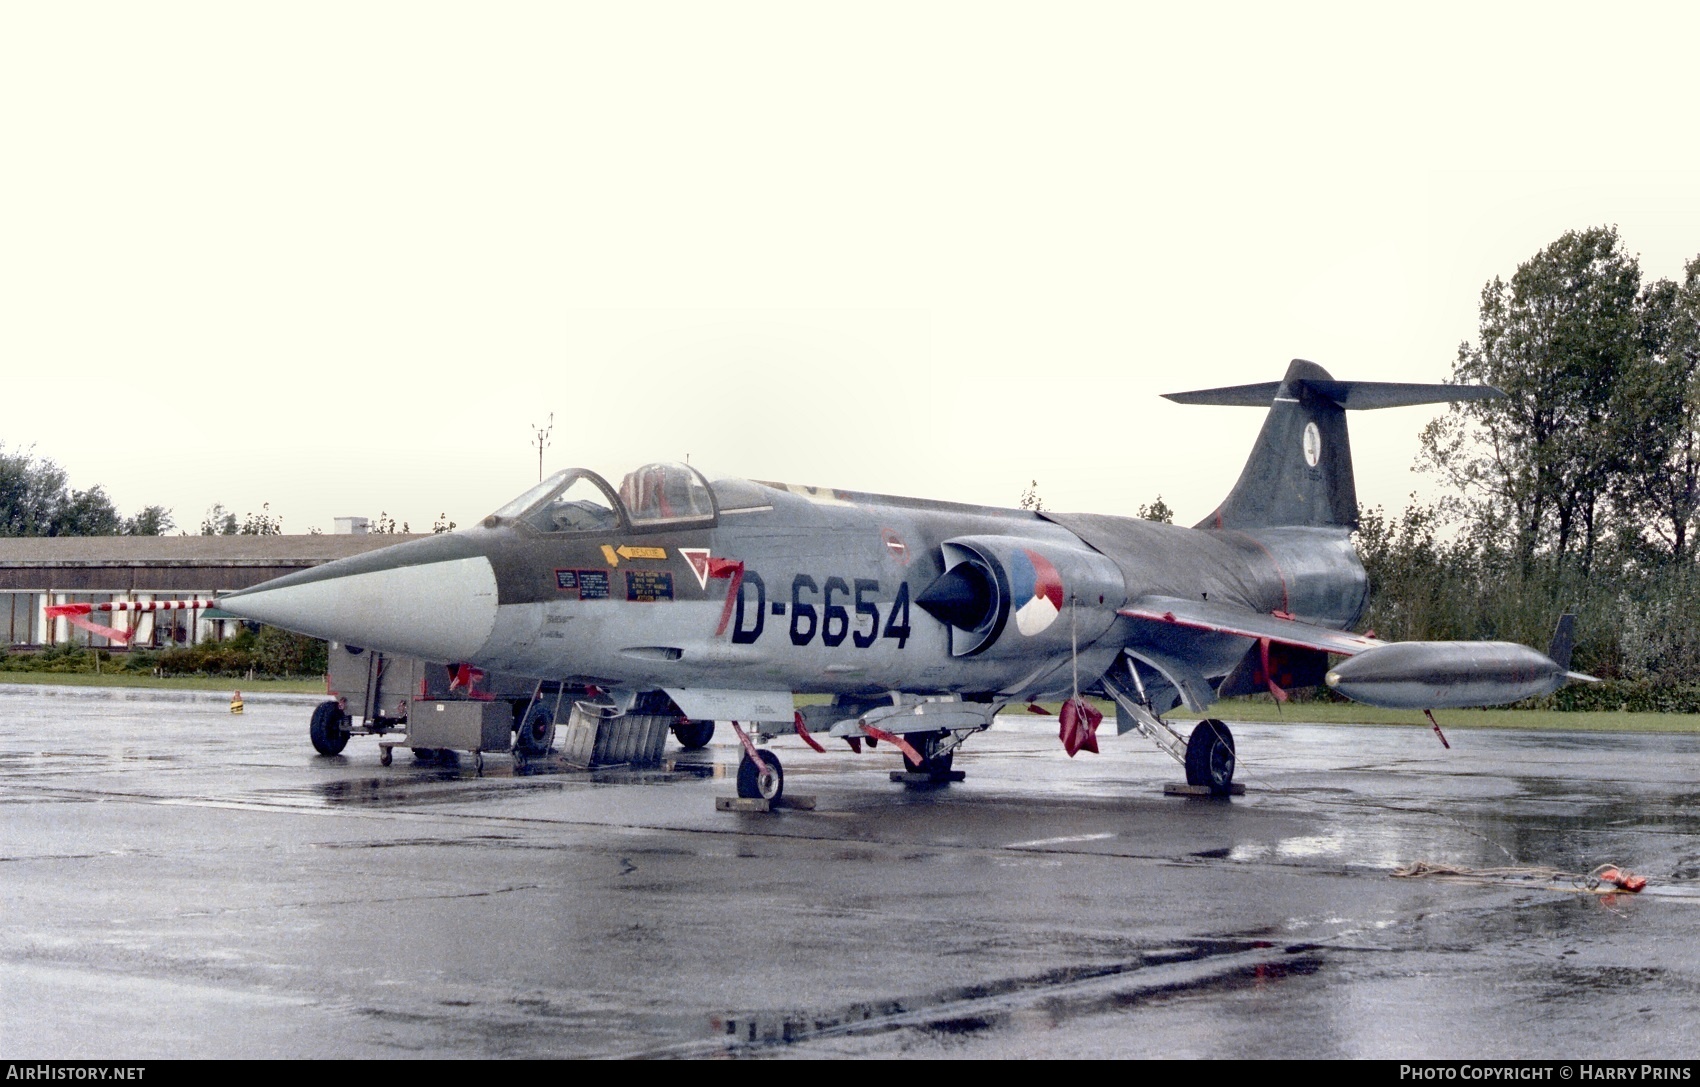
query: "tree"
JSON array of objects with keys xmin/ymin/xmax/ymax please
[
  {"xmin": 123, "ymin": 505, "xmax": 174, "ymax": 536},
  {"xmin": 239, "ymin": 504, "xmax": 282, "ymax": 536},
  {"xmin": 1419, "ymin": 226, "xmax": 1645, "ymax": 573},
  {"xmin": 1138, "ymin": 495, "xmax": 1174, "ymax": 524},
  {"xmin": 1018, "ymin": 480, "xmax": 1044, "ymax": 512},
  {"xmin": 432, "ymin": 513, "xmax": 457, "ymax": 534},
  {"xmin": 52, "ymin": 487, "xmax": 121, "ymax": 536},
  {"xmin": 200, "ymin": 504, "xmax": 238, "ymax": 536},
  {"xmin": 0, "ymin": 444, "xmax": 160, "ymax": 537},
  {"xmin": 1611, "ymin": 256, "xmax": 1700, "ymax": 561},
  {"xmin": 0, "ymin": 445, "xmax": 69, "ymax": 535}
]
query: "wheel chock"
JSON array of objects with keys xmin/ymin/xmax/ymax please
[
  {"xmin": 1164, "ymin": 782, "xmax": 1246, "ymax": 797},
  {"xmin": 889, "ymin": 770, "xmax": 967, "ymax": 784},
  {"xmin": 716, "ymin": 794, "xmax": 817, "ymax": 813}
]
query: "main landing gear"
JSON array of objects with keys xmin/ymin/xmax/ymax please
[
  {"xmin": 1102, "ymin": 671, "xmax": 1241, "ymax": 798},
  {"xmin": 1185, "ymin": 719, "xmax": 1236, "ymax": 796},
  {"xmin": 901, "ymin": 731, "xmax": 961, "ymax": 783},
  {"xmin": 672, "ymin": 719, "xmax": 715, "ymax": 750}
]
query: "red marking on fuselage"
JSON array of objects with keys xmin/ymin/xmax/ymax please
[{"xmin": 881, "ymin": 528, "xmax": 910, "ymax": 564}]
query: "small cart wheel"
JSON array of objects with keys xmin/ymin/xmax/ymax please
[
  {"xmin": 515, "ymin": 705, "xmax": 555, "ymax": 758},
  {"xmin": 380, "ymin": 746, "xmax": 393, "ymax": 767},
  {"xmin": 309, "ymin": 700, "xmax": 349, "ymax": 756}
]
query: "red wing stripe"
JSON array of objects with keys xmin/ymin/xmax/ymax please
[{"xmin": 1118, "ymin": 603, "xmax": 1381, "ymax": 656}]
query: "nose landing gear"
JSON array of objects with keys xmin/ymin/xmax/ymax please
[{"xmin": 737, "ymin": 749, "xmax": 784, "ymax": 802}]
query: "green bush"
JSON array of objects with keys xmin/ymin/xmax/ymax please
[
  {"xmin": 253, "ymin": 625, "xmax": 327, "ymax": 676},
  {"xmin": 0, "ymin": 628, "xmax": 325, "ymax": 678},
  {"xmin": 1524, "ymin": 681, "xmax": 1700, "ymax": 715},
  {"xmin": 150, "ymin": 626, "xmax": 326, "ymax": 678}
]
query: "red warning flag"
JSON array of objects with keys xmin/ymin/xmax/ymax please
[{"xmin": 1058, "ymin": 697, "xmax": 1103, "ymax": 757}]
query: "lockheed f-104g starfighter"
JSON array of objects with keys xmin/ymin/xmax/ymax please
[{"xmin": 200, "ymin": 359, "xmax": 1594, "ymax": 798}]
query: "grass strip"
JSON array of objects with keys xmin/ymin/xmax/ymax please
[{"xmin": 0, "ymin": 672, "xmax": 325, "ymax": 694}]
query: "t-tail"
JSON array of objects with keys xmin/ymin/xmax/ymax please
[{"xmin": 1165, "ymin": 358, "xmax": 1502, "ymax": 531}]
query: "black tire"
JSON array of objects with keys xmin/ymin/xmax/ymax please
[
  {"xmin": 309, "ymin": 700, "xmax": 349, "ymax": 756},
  {"xmin": 736, "ymin": 750, "xmax": 784, "ymax": 802},
  {"xmin": 515, "ymin": 704, "xmax": 555, "ymax": 758},
  {"xmin": 1185, "ymin": 719, "xmax": 1235, "ymax": 795},
  {"xmin": 672, "ymin": 719, "xmax": 715, "ymax": 750},
  {"xmin": 902, "ymin": 731, "xmax": 954, "ymax": 779}
]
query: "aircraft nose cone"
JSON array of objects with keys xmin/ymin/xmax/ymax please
[{"xmin": 220, "ymin": 541, "xmax": 499, "ymax": 662}]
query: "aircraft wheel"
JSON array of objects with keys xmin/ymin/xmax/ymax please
[
  {"xmin": 515, "ymin": 705, "xmax": 555, "ymax": 758},
  {"xmin": 672, "ymin": 719, "xmax": 715, "ymax": 750},
  {"xmin": 309, "ymin": 700, "xmax": 349, "ymax": 756},
  {"xmin": 1185, "ymin": 719, "xmax": 1235, "ymax": 795},
  {"xmin": 903, "ymin": 733, "xmax": 955, "ymax": 780},
  {"xmin": 737, "ymin": 750, "xmax": 784, "ymax": 802}
]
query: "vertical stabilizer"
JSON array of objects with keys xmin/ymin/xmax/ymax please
[
  {"xmin": 1175, "ymin": 359, "xmax": 1355, "ymax": 530},
  {"xmin": 1548, "ymin": 612, "xmax": 1577, "ymax": 672},
  {"xmin": 1163, "ymin": 359, "xmax": 1502, "ymax": 531}
]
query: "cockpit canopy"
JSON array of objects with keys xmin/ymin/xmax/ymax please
[
  {"xmin": 618, "ymin": 462, "xmax": 716, "ymax": 524},
  {"xmin": 486, "ymin": 462, "xmax": 717, "ymax": 533}
]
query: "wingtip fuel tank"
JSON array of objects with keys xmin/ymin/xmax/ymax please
[{"xmin": 1324, "ymin": 640, "xmax": 1587, "ymax": 710}]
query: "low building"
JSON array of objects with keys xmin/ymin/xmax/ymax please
[{"xmin": 0, "ymin": 534, "xmax": 426, "ymax": 648}]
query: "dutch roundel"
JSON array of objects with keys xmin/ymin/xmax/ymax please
[{"xmin": 1011, "ymin": 549, "xmax": 1065, "ymax": 636}]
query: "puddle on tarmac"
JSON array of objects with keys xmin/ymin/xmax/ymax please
[
  {"xmin": 708, "ymin": 938, "xmax": 1323, "ymax": 1051},
  {"xmin": 311, "ymin": 756, "xmax": 726, "ymax": 807}
]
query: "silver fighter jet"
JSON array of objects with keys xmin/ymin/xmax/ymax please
[{"xmin": 218, "ymin": 359, "xmax": 1593, "ymax": 798}]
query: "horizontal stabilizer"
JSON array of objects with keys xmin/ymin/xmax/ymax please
[{"xmin": 1164, "ymin": 371, "xmax": 1502, "ymax": 410}]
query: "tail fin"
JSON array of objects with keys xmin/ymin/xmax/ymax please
[
  {"xmin": 1548, "ymin": 612, "xmax": 1576, "ymax": 672},
  {"xmin": 1165, "ymin": 359, "xmax": 1501, "ymax": 531}
]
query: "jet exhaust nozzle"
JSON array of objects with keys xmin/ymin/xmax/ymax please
[{"xmin": 916, "ymin": 562, "xmax": 997, "ymax": 631}]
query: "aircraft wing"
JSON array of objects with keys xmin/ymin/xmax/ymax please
[{"xmin": 1117, "ymin": 595, "xmax": 1384, "ymax": 656}]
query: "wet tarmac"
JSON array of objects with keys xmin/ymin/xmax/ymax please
[{"xmin": 5, "ymin": 686, "xmax": 1700, "ymax": 1058}]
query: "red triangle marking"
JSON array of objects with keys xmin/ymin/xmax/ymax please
[{"xmin": 680, "ymin": 548, "xmax": 711, "ymax": 590}]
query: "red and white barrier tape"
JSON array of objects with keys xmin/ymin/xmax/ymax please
[{"xmin": 43, "ymin": 599, "xmax": 222, "ymax": 645}]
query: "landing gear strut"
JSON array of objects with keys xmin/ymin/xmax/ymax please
[{"xmin": 1185, "ymin": 719, "xmax": 1236, "ymax": 796}]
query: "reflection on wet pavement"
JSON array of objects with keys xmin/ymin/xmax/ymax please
[{"xmin": 5, "ymin": 693, "xmax": 1700, "ymax": 1057}]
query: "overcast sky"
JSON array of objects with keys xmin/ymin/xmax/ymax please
[{"xmin": 3, "ymin": 3, "xmax": 1698, "ymax": 534}]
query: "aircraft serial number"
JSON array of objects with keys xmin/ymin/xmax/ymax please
[{"xmin": 727, "ymin": 572, "xmax": 912, "ymax": 648}]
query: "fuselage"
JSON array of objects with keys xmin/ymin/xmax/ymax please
[{"xmin": 220, "ymin": 466, "xmax": 1369, "ymax": 704}]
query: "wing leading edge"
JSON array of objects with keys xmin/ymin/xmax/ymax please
[
  {"xmin": 1118, "ymin": 596, "xmax": 1589, "ymax": 710},
  {"xmin": 1118, "ymin": 595, "xmax": 1383, "ymax": 657}
]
